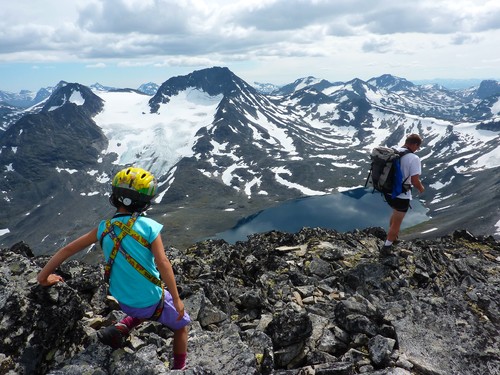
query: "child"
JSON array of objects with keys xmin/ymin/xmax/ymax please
[{"xmin": 37, "ymin": 167, "xmax": 190, "ymax": 370}]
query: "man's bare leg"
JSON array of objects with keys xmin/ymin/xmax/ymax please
[{"xmin": 387, "ymin": 209, "xmax": 406, "ymax": 243}]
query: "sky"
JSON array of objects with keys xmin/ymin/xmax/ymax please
[{"xmin": 1, "ymin": 0, "xmax": 500, "ymax": 93}]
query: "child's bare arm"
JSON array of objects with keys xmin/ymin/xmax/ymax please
[
  {"xmin": 151, "ymin": 235, "xmax": 185, "ymax": 320},
  {"xmin": 37, "ymin": 228, "xmax": 98, "ymax": 286}
]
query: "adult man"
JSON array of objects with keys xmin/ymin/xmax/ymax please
[{"xmin": 382, "ymin": 134, "xmax": 425, "ymax": 256}]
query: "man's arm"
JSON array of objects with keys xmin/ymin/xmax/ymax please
[{"xmin": 411, "ymin": 174, "xmax": 425, "ymax": 194}]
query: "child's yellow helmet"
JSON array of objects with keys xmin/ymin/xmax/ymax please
[{"xmin": 111, "ymin": 167, "xmax": 157, "ymax": 207}]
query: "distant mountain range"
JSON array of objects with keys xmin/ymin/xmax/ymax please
[
  {"xmin": 412, "ymin": 78, "xmax": 486, "ymax": 90},
  {"xmin": 1, "ymin": 67, "xmax": 499, "ymax": 253}
]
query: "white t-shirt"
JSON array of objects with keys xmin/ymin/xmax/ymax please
[{"xmin": 397, "ymin": 147, "xmax": 421, "ymax": 200}]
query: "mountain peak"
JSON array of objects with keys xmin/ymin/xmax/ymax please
[
  {"xmin": 149, "ymin": 66, "xmax": 250, "ymax": 112},
  {"xmin": 274, "ymin": 76, "xmax": 333, "ymax": 95},
  {"xmin": 137, "ymin": 82, "xmax": 159, "ymax": 95},
  {"xmin": 367, "ymin": 74, "xmax": 415, "ymax": 92},
  {"xmin": 476, "ymin": 79, "xmax": 500, "ymax": 99},
  {"xmin": 253, "ymin": 82, "xmax": 280, "ymax": 95},
  {"xmin": 41, "ymin": 83, "xmax": 103, "ymax": 114}
]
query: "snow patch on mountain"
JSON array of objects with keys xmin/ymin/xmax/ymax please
[
  {"xmin": 93, "ymin": 88, "xmax": 222, "ymax": 177},
  {"xmin": 48, "ymin": 88, "xmax": 86, "ymax": 111},
  {"xmin": 474, "ymin": 147, "xmax": 500, "ymax": 170},
  {"xmin": 491, "ymin": 98, "xmax": 500, "ymax": 115},
  {"xmin": 253, "ymin": 112, "xmax": 296, "ymax": 153},
  {"xmin": 272, "ymin": 166, "xmax": 325, "ymax": 196},
  {"xmin": 55, "ymin": 167, "xmax": 77, "ymax": 174},
  {"xmin": 295, "ymin": 77, "xmax": 323, "ymax": 91}
]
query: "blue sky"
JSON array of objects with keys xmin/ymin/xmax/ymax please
[{"xmin": 1, "ymin": 0, "xmax": 500, "ymax": 92}]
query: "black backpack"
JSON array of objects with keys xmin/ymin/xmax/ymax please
[{"xmin": 365, "ymin": 147, "xmax": 411, "ymax": 197}]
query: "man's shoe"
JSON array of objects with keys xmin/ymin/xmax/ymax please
[{"xmin": 97, "ymin": 324, "xmax": 128, "ymax": 349}]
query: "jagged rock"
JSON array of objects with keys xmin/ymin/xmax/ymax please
[
  {"xmin": 265, "ymin": 307, "xmax": 313, "ymax": 349},
  {"xmin": 0, "ymin": 228, "xmax": 499, "ymax": 374},
  {"xmin": 197, "ymin": 294, "xmax": 228, "ymax": 327},
  {"xmin": 368, "ymin": 335, "xmax": 396, "ymax": 367}
]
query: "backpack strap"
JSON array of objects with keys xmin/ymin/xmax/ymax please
[
  {"xmin": 397, "ymin": 147, "xmax": 412, "ymax": 156},
  {"xmin": 102, "ymin": 212, "xmax": 141, "ymax": 283},
  {"xmin": 391, "ymin": 148, "xmax": 412, "ymax": 198},
  {"xmin": 100, "ymin": 212, "xmax": 165, "ymax": 321}
]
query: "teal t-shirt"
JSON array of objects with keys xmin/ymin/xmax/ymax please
[{"xmin": 97, "ymin": 214, "xmax": 163, "ymax": 308}]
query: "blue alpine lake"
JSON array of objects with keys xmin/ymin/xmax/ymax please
[{"xmin": 215, "ymin": 187, "xmax": 429, "ymax": 243}]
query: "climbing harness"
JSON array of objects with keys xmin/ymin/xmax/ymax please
[{"xmin": 100, "ymin": 212, "xmax": 165, "ymax": 321}]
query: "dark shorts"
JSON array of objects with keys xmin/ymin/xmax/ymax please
[{"xmin": 384, "ymin": 193, "xmax": 410, "ymax": 213}]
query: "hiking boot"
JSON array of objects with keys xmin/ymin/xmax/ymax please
[
  {"xmin": 97, "ymin": 324, "xmax": 129, "ymax": 349},
  {"xmin": 379, "ymin": 245, "xmax": 393, "ymax": 257}
]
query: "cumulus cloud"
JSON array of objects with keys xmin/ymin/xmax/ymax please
[
  {"xmin": 77, "ymin": 0, "xmax": 191, "ymax": 34},
  {"xmin": 1, "ymin": 0, "xmax": 500, "ymax": 61},
  {"xmin": 1, "ymin": 0, "xmax": 499, "ymax": 90}
]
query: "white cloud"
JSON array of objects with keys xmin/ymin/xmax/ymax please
[{"xmin": 0, "ymin": 0, "xmax": 499, "ymax": 91}]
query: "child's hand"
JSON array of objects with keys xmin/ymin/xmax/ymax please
[
  {"xmin": 173, "ymin": 298, "xmax": 185, "ymax": 321},
  {"xmin": 38, "ymin": 273, "xmax": 64, "ymax": 286}
]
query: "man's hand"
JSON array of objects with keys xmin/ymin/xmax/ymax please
[
  {"xmin": 411, "ymin": 175, "xmax": 425, "ymax": 194},
  {"xmin": 38, "ymin": 273, "xmax": 64, "ymax": 287}
]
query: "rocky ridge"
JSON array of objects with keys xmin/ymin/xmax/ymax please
[{"xmin": 0, "ymin": 228, "xmax": 499, "ymax": 375}]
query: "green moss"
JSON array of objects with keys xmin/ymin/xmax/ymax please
[
  {"xmin": 341, "ymin": 252, "xmax": 363, "ymax": 268},
  {"xmin": 45, "ymin": 348, "xmax": 57, "ymax": 361},
  {"xmin": 276, "ymin": 267, "xmax": 290, "ymax": 275},
  {"xmin": 457, "ymin": 239, "xmax": 492, "ymax": 253},
  {"xmin": 255, "ymin": 353, "xmax": 264, "ymax": 366},
  {"xmin": 407, "ymin": 263, "xmax": 417, "ymax": 275},
  {"xmin": 467, "ymin": 301, "xmax": 489, "ymax": 322}
]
